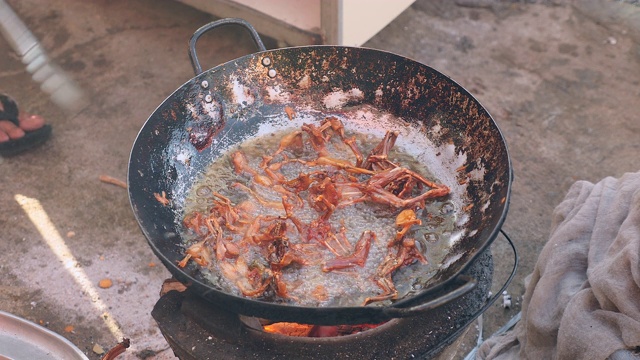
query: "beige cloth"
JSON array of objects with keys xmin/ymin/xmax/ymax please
[{"xmin": 477, "ymin": 171, "xmax": 640, "ymax": 360}]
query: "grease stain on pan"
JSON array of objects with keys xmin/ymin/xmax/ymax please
[
  {"xmin": 230, "ymin": 76, "xmax": 255, "ymax": 107},
  {"xmin": 265, "ymin": 84, "xmax": 291, "ymax": 103},
  {"xmin": 201, "ymin": 95, "xmax": 223, "ymax": 117},
  {"xmin": 298, "ymin": 74, "xmax": 312, "ymax": 89},
  {"xmin": 442, "ymin": 252, "xmax": 463, "ymax": 269},
  {"xmin": 323, "ymin": 88, "xmax": 364, "ymax": 109},
  {"xmin": 467, "ymin": 158, "xmax": 486, "ymax": 181}
]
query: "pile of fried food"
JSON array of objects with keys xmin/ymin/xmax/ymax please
[{"xmin": 178, "ymin": 116, "xmax": 450, "ymax": 305}]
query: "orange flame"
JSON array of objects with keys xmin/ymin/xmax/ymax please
[{"xmin": 262, "ymin": 322, "xmax": 387, "ymax": 337}]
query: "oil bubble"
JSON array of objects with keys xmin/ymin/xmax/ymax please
[
  {"xmin": 423, "ymin": 232, "xmax": 439, "ymax": 243},
  {"xmin": 440, "ymin": 201, "xmax": 455, "ymax": 215},
  {"xmin": 195, "ymin": 185, "xmax": 212, "ymax": 197}
]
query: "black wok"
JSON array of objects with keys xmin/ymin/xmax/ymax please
[{"xmin": 128, "ymin": 19, "xmax": 512, "ymax": 325}]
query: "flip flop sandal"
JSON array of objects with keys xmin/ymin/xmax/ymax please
[{"xmin": 0, "ymin": 93, "xmax": 52, "ymax": 157}]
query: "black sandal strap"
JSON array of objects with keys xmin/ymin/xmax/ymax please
[{"xmin": 0, "ymin": 94, "xmax": 20, "ymax": 126}]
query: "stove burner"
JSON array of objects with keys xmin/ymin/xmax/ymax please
[{"xmin": 152, "ymin": 249, "xmax": 493, "ymax": 359}]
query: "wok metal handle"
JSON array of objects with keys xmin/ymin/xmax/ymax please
[
  {"xmin": 382, "ymin": 229, "xmax": 518, "ymax": 318},
  {"xmin": 189, "ymin": 18, "xmax": 267, "ymax": 76},
  {"xmin": 382, "ymin": 275, "xmax": 477, "ymax": 318}
]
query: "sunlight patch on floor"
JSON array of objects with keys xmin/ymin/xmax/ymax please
[{"xmin": 14, "ymin": 194, "xmax": 125, "ymax": 343}]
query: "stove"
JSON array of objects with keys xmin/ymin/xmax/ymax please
[{"xmin": 152, "ymin": 248, "xmax": 495, "ymax": 360}]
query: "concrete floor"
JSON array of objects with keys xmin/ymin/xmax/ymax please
[{"xmin": 1, "ymin": 0, "xmax": 639, "ymax": 359}]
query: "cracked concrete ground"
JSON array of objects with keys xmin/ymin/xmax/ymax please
[{"xmin": 1, "ymin": 0, "xmax": 639, "ymax": 359}]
